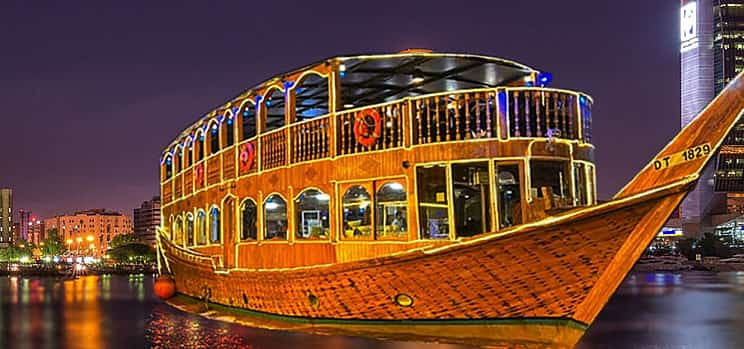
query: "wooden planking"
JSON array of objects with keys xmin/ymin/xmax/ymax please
[
  {"xmin": 235, "ymin": 243, "xmax": 337, "ymax": 269},
  {"xmin": 616, "ymin": 71, "xmax": 744, "ymax": 198},
  {"xmin": 207, "ymin": 156, "xmax": 221, "ymax": 186},
  {"xmin": 222, "ymin": 148, "xmax": 236, "ymax": 180},
  {"xmin": 162, "ymin": 187, "xmax": 670, "ymax": 323}
]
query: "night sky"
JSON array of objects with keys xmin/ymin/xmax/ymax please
[{"xmin": 0, "ymin": 1, "xmax": 681, "ymax": 219}]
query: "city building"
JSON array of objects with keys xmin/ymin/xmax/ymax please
[
  {"xmin": 28, "ymin": 216, "xmax": 45, "ymax": 245},
  {"xmin": 0, "ymin": 188, "xmax": 12, "ymax": 244},
  {"xmin": 44, "ymin": 209, "xmax": 132, "ymax": 256},
  {"xmin": 713, "ymin": 0, "xmax": 744, "ymax": 197},
  {"xmin": 680, "ymin": 0, "xmax": 716, "ymax": 237},
  {"xmin": 18, "ymin": 209, "xmax": 30, "ymax": 241},
  {"xmin": 134, "ymin": 196, "xmax": 160, "ymax": 247}
]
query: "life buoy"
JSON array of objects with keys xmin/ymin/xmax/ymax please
[
  {"xmin": 353, "ymin": 109, "xmax": 382, "ymax": 147},
  {"xmin": 239, "ymin": 143, "xmax": 255, "ymax": 173},
  {"xmin": 195, "ymin": 163, "xmax": 204, "ymax": 186}
]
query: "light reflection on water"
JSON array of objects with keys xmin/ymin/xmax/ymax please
[{"xmin": 3, "ymin": 272, "xmax": 744, "ymax": 348}]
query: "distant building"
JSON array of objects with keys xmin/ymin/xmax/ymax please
[
  {"xmin": 0, "ymin": 189, "xmax": 12, "ymax": 244},
  {"xmin": 680, "ymin": 0, "xmax": 716, "ymax": 237},
  {"xmin": 44, "ymin": 209, "xmax": 132, "ymax": 256},
  {"xmin": 29, "ymin": 216, "xmax": 45, "ymax": 245},
  {"xmin": 713, "ymin": 0, "xmax": 744, "ymax": 198},
  {"xmin": 18, "ymin": 209, "xmax": 30, "ymax": 241},
  {"xmin": 134, "ymin": 196, "xmax": 160, "ymax": 247}
]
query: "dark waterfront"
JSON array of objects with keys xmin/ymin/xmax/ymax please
[{"xmin": 2, "ymin": 272, "xmax": 744, "ymax": 348}]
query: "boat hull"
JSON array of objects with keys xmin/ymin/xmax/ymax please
[{"xmin": 158, "ymin": 181, "xmax": 689, "ymax": 347}]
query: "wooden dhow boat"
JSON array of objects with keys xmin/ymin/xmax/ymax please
[{"xmin": 156, "ymin": 51, "xmax": 744, "ymax": 348}]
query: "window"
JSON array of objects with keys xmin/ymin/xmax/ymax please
[
  {"xmin": 294, "ymin": 73, "xmax": 329, "ymax": 121},
  {"xmin": 195, "ymin": 132, "xmax": 205, "ymax": 161},
  {"xmin": 196, "ymin": 210, "xmax": 206, "ymax": 245},
  {"xmin": 185, "ymin": 140, "xmax": 193, "ymax": 167},
  {"xmin": 416, "ymin": 165, "xmax": 449, "ymax": 239},
  {"xmin": 530, "ymin": 160, "xmax": 571, "ymax": 209},
  {"xmin": 241, "ymin": 102, "xmax": 257, "ymax": 140},
  {"xmin": 264, "ymin": 88, "xmax": 285, "ymax": 132},
  {"xmin": 452, "ymin": 162, "xmax": 491, "ymax": 237},
  {"xmin": 173, "ymin": 216, "xmax": 183, "ymax": 245},
  {"xmin": 295, "ymin": 189, "xmax": 330, "ymax": 239},
  {"xmin": 225, "ymin": 116, "xmax": 235, "ymax": 147},
  {"xmin": 209, "ymin": 206, "xmax": 220, "ymax": 243},
  {"xmin": 210, "ymin": 123, "xmax": 220, "ymax": 154},
  {"xmin": 573, "ymin": 163, "xmax": 588, "ymax": 206},
  {"xmin": 496, "ymin": 163, "xmax": 522, "ymax": 228},
  {"xmin": 342, "ymin": 186, "xmax": 372, "ymax": 239},
  {"xmin": 240, "ymin": 199, "xmax": 258, "ymax": 240},
  {"xmin": 186, "ymin": 213, "xmax": 194, "ymax": 246},
  {"xmin": 375, "ymin": 182, "xmax": 407, "ymax": 238},
  {"xmin": 263, "ymin": 195, "xmax": 287, "ymax": 240},
  {"xmin": 164, "ymin": 156, "xmax": 173, "ymax": 179}
]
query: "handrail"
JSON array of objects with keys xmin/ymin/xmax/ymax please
[{"xmin": 162, "ymin": 86, "xmax": 593, "ymax": 203}]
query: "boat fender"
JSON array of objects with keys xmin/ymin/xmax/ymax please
[
  {"xmin": 354, "ymin": 109, "xmax": 382, "ymax": 147},
  {"xmin": 154, "ymin": 275, "xmax": 176, "ymax": 300}
]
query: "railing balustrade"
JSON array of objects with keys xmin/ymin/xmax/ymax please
[
  {"xmin": 290, "ymin": 117, "xmax": 330, "ymax": 163},
  {"xmin": 260, "ymin": 129, "xmax": 286, "ymax": 170},
  {"xmin": 507, "ymin": 89, "xmax": 582, "ymax": 140},
  {"xmin": 412, "ymin": 90, "xmax": 498, "ymax": 144},
  {"xmin": 336, "ymin": 101, "xmax": 406, "ymax": 156}
]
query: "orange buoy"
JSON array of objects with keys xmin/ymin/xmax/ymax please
[{"xmin": 154, "ymin": 275, "xmax": 176, "ymax": 300}]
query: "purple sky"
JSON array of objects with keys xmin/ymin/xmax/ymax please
[{"xmin": 0, "ymin": 1, "xmax": 681, "ymax": 219}]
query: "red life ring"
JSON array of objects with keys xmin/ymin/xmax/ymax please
[
  {"xmin": 195, "ymin": 163, "xmax": 204, "ymax": 186},
  {"xmin": 239, "ymin": 143, "xmax": 255, "ymax": 173},
  {"xmin": 354, "ymin": 109, "xmax": 382, "ymax": 147}
]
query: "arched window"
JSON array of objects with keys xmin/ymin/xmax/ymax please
[
  {"xmin": 186, "ymin": 213, "xmax": 194, "ymax": 246},
  {"xmin": 185, "ymin": 138, "xmax": 193, "ymax": 167},
  {"xmin": 209, "ymin": 122, "xmax": 220, "ymax": 154},
  {"xmin": 241, "ymin": 101, "xmax": 257, "ymax": 140},
  {"xmin": 164, "ymin": 155, "xmax": 173, "ymax": 180},
  {"xmin": 263, "ymin": 195, "xmax": 287, "ymax": 240},
  {"xmin": 196, "ymin": 210, "xmax": 207, "ymax": 245},
  {"xmin": 225, "ymin": 114, "xmax": 235, "ymax": 147},
  {"xmin": 176, "ymin": 146, "xmax": 183, "ymax": 173},
  {"xmin": 375, "ymin": 182, "xmax": 407, "ymax": 238},
  {"xmin": 195, "ymin": 131, "xmax": 205, "ymax": 162},
  {"xmin": 294, "ymin": 189, "xmax": 330, "ymax": 239},
  {"xmin": 342, "ymin": 186, "xmax": 372, "ymax": 239},
  {"xmin": 209, "ymin": 206, "xmax": 220, "ymax": 243},
  {"xmin": 263, "ymin": 88, "xmax": 285, "ymax": 132},
  {"xmin": 294, "ymin": 73, "xmax": 329, "ymax": 121},
  {"xmin": 173, "ymin": 216, "xmax": 183, "ymax": 245},
  {"xmin": 240, "ymin": 199, "xmax": 258, "ymax": 240}
]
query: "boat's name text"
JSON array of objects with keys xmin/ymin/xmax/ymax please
[{"xmin": 653, "ymin": 143, "xmax": 711, "ymax": 170}]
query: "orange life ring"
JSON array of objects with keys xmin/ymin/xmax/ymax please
[
  {"xmin": 354, "ymin": 109, "xmax": 382, "ymax": 147},
  {"xmin": 239, "ymin": 143, "xmax": 255, "ymax": 173}
]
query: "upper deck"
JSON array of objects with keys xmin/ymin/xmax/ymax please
[{"xmin": 160, "ymin": 51, "xmax": 593, "ymax": 196}]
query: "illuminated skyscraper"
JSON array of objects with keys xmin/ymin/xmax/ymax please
[
  {"xmin": 0, "ymin": 189, "xmax": 12, "ymax": 243},
  {"xmin": 713, "ymin": 0, "xmax": 744, "ymax": 214},
  {"xmin": 681, "ymin": 0, "xmax": 715, "ymax": 236}
]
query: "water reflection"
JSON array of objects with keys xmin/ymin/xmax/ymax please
[{"xmin": 4, "ymin": 272, "xmax": 744, "ymax": 348}]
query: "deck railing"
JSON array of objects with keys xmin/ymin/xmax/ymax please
[
  {"xmin": 336, "ymin": 101, "xmax": 407, "ymax": 155},
  {"xmin": 163, "ymin": 87, "xmax": 592, "ymax": 203}
]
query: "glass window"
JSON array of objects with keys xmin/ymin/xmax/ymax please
[
  {"xmin": 573, "ymin": 163, "xmax": 587, "ymax": 206},
  {"xmin": 295, "ymin": 189, "xmax": 330, "ymax": 239},
  {"xmin": 342, "ymin": 186, "xmax": 372, "ymax": 239},
  {"xmin": 185, "ymin": 140, "xmax": 193, "ymax": 167},
  {"xmin": 209, "ymin": 207, "xmax": 220, "ymax": 243},
  {"xmin": 416, "ymin": 165, "xmax": 449, "ymax": 239},
  {"xmin": 196, "ymin": 210, "xmax": 206, "ymax": 245},
  {"xmin": 264, "ymin": 88, "xmax": 285, "ymax": 132},
  {"xmin": 173, "ymin": 216, "xmax": 183, "ymax": 245},
  {"xmin": 210, "ymin": 123, "xmax": 220, "ymax": 154},
  {"xmin": 196, "ymin": 132, "xmax": 205, "ymax": 161},
  {"xmin": 177, "ymin": 148, "xmax": 183, "ymax": 173},
  {"xmin": 295, "ymin": 74, "xmax": 329, "ymax": 121},
  {"xmin": 375, "ymin": 182, "xmax": 407, "ymax": 239},
  {"xmin": 240, "ymin": 199, "xmax": 258, "ymax": 240},
  {"xmin": 241, "ymin": 102, "xmax": 257, "ymax": 140},
  {"xmin": 496, "ymin": 163, "xmax": 522, "ymax": 228},
  {"xmin": 530, "ymin": 160, "xmax": 571, "ymax": 209},
  {"xmin": 225, "ymin": 116, "xmax": 235, "ymax": 147},
  {"xmin": 452, "ymin": 162, "xmax": 491, "ymax": 237},
  {"xmin": 263, "ymin": 195, "xmax": 287, "ymax": 240},
  {"xmin": 164, "ymin": 156, "xmax": 173, "ymax": 179}
]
